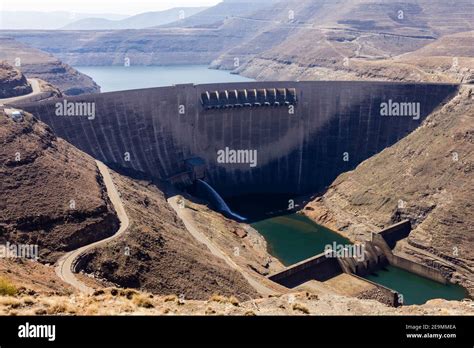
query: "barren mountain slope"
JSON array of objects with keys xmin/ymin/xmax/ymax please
[
  {"xmin": 0, "ymin": 258, "xmax": 74, "ymax": 296},
  {"xmin": 158, "ymin": 0, "xmax": 277, "ymax": 29},
  {"xmin": 0, "ymin": 38, "xmax": 100, "ymax": 95},
  {"xmin": 78, "ymin": 173, "xmax": 260, "ymax": 301},
  {"xmin": 0, "ymin": 61, "xmax": 32, "ymax": 98},
  {"xmin": 304, "ymin": 85, "xmax": 474, "ymax": 295},
  {"xmin": 0, "ymin": 111, "xmax": 120, "ymax": 263},
  {"xmin": 240, "ymin": 30, "xmax": 474, "ymax": 83},
  {"xmin": 235, "ymin": 0, "xmax": 474, "ymax": 82},
  {"xmin": 3, "ymin": 0, "xmax": 472, "ymax": 77}
]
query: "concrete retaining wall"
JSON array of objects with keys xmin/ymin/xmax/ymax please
[
  {"xmin": 352, "ymin": 273, "xmax": 400, "ymax": 307},
  {"xmin": 389, "ymin": 254, "xmax": 447, "ymax": 284},
  {"xmin": 13, "ymin": 81, "xmax": 459, "ymax": 197},
  {"xmin": 378, "ymin": 220, "xmax": 412, "ymax": 249},
  {"xmin": 268, "ymin": 252, "xmax": 342, "ymax": 288},
  {"xmin": 373, "ymin": 229, "xmax": 447, "ymax": 284}
]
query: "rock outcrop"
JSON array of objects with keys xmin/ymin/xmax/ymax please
[
  {"xmin": 0, "ymin": 38, "xmax": 100, "ymax": 95},
  {"xmin": 0, "ymin": 61, "xmax": 32, "ymax": 98}
]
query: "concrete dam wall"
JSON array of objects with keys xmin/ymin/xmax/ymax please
[{"xmin": 13, "ymin": 81, "xmax": 459, "ymax": 197}]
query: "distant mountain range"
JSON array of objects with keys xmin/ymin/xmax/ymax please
[
  {"xmin": 0, "ymin": 11, "xmax": 128, "ymax": 30},
  {"xmin": 1, "ymin": 0, "xmax": 472, "ymax": 85},
  {"xmin": 61, "ymin": 7, "xmax": 209, "ymax": 30},
  {"xmin": 158, "ymin": 0, "xmax": 278, "ymax": 28}
]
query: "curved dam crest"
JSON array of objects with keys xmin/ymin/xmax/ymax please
[{"xmin": 13, "ymin": 81, "xmax": 459, "ymax": 197}]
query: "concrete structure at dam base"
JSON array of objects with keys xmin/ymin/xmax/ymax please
[{"xmin": 268, "ymin": 220, "xmax": 450, "ymax": 307}]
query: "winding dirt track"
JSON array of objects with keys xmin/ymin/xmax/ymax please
[
  {"xmin": 55, "ymin": 161, "xmax": 130, "ymax": 294},
  {"xmin": 0, "ymin": 78, "xmax": 41, "ymax": 104},
  {"xmin": 55, "ymin": 160, "xmax": 281, "ymax": 296},
  {"xmin": 167, "ymin": 196, "xmax": 284, "ymax": 296}
]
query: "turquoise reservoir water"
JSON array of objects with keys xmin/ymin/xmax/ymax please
[
  {"xmin": 251, "ymin": 213, "xmax": 350, "ymax": 266},
  {"xmin": 75, "ymin": 65, "xmax": 254, "ymax": 92},
  {"xmin": 248, "ymin": 208, "xmax": 468, "ymax": 305},
  {"xmin": 364, "ymin": 265, "xmax": 468, "ymax": 305}
]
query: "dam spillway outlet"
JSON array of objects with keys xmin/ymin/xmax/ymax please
[
  {"xmin": 13, "ymin": 81, "xmax": 459, "ymax": 198},
  {"xmin": 200, "ymin": 87, "xmax": 297, "ymax": 109}
]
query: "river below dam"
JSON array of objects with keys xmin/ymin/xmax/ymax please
[
  {"xmin": 252, "ymin": 212, "xmax": 468, "ymax": 304},
  {"xmin": 364, "ymin": 265, "xmax": 468, "ymax": 305},
  {"xmin": 252, "ymin": 214, "xmax": 350, "ymax": 266},
  {"xmin": 227, "ymin": 195, "xmax": 468, "ymax": 305}
]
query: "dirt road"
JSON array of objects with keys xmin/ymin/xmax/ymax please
[
  {"xmin": 167, "ymin": 195, "xmax": 284, "ymax": 296},
  {"xmin": 55, "ymin": 161, "xmax": 130, "ymax": 294},
  {"xmin": 0, "ymin": 78, "xmax": 41, "ymax": 105}
]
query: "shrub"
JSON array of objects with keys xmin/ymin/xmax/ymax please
[
  {"xmin": 209, "ymin": 294, "xmax": 228, "ymax": 303},
  {"xmin": 133, "ymin": 294, "xmax": 154, "ymax": 308},
  {"xmin": 0, "ymin": 277, "xmax": 18, "ymax": 296},
  {"xmin": 292, "ymin": 303, "xmax": 310, "ymax": 314}
]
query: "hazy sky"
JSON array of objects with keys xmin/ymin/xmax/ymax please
[{"xmin": 1, "ymin": 0, "xmax": 222, "ymax": 15}]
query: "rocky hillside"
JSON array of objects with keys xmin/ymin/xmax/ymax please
[
  {"xmin": 78, "ymin": 173, "xmax": 260, "ymax": 300},
  {"xmin": 303, "ymin": 85, "xmax": 474, "ymax": 295},
  {"xmin": 0, "ymin": 38, "xmax": 99, "ymax": 95},
  {"xmin": 239, "ymin": 30, "xmax": 474, "ymax": 83},
  {"xmin": 0, "ymin": 287, "xmax": 471, "ymax": 316},
  {"xmin": 0, "ymin": 61, "xmax": 32, "ymax": 98},
  {"xmin": 234, "ymin": 0, "xmax": 474, "ymax": 82},
  {"xmin": 0, "ymin": 109, "xmax": 259, "ymax": 300},
  {"xmin": 159, "ymin": 0, "xmax": 278, "ymax": 29},
  {"xmin": 0, "ymin": 111, "xmax": 120, "ymax": 263}
]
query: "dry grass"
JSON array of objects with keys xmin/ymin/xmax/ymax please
[
  {"xmin": 0, "ymin": 290, "xmax": 471, "ymax": 316},
  {"xmin": 292, "ymin": 303, "xmax": 310, "ymax": 314},
  {"xmin": 0, "ymin": 277, "xmax": 17, "ymax": 296},
  {"xmin": 133, "ymin": 294, "xmax": 154, "ymax": 309},
  {"xmin": 209, "ymin": 294, "xmax": 229, "ymax": 303},
  {"xmin": 164, "ymin": 295, "xmax": 178, "ymax": 302}
]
